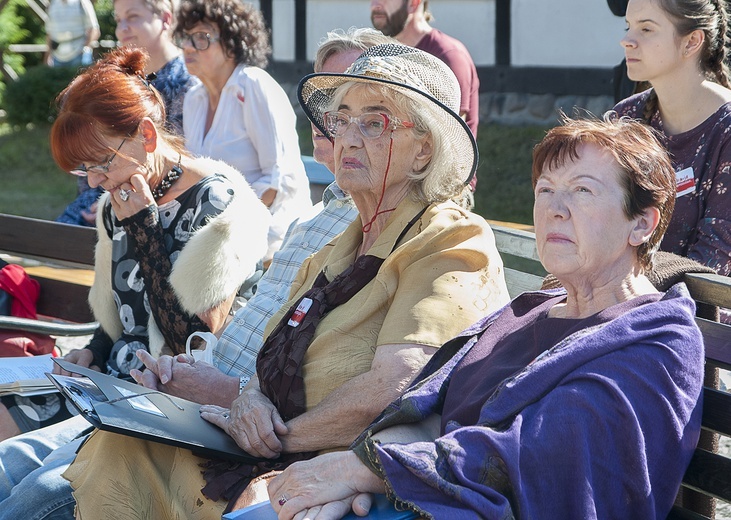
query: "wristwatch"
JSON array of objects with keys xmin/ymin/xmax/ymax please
[{"xmin": 239, "ymin": 375, "xmax": 249, "ymax": 395}]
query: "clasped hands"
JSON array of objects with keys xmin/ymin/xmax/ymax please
[{"xmin": 265, "ymin": 451, "xmax": 385, "ymax": 520}]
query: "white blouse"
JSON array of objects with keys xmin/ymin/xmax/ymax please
[{"xmin": 183, "ymin": 64, "xmax": 312, "ymax": 260}]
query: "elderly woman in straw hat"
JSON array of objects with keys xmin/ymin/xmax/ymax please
[{"xmin": 62, "ymin": 44, "xmax": 510, "ymax": 518}]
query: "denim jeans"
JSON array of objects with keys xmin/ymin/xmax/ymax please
[
  {"xmin": 0, "ymin": 415, "xmax": 90, "ymax": 520},
  {"xmin": 50, "ymin": 47, "xmax": 93, "ymax": 68}
]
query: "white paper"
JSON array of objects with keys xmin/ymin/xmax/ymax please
[{"xmin": 0, "ymin": 354, "xmax": 54, "ymax": 384}]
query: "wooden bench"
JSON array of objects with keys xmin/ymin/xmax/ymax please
[
  {"xmin": 0, "ymin": 213, "xmax": 98, "ymax": 335},
  {"xmin": 488, "ymin": 222, "xmax": 731, "ymax": 519}
]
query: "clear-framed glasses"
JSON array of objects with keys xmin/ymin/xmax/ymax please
[
  {"xmin": 173, "ymin": 31, "xmax": 220, "ymax": 51},
  {"xmin": 70, "ymin": 137, "xmax": 127, "ymax": 177},
  {"xmin": 323, "ymin": 111, "xmax": 415, "ymax": 139}
]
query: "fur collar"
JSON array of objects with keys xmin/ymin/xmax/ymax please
[{"xmin": 89, "ymin": 157, "xmax": 270, "ymax": 357}]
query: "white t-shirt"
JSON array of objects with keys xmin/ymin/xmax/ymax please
[
  {"xmin": 184, "ymin": 64, "xmax": 312, "ymax": 260},
  {"xmin": 46, "ymin": 0, "xmax": 98, "ymax": 62}
]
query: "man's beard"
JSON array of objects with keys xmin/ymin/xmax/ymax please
[{"xmin": 371, "ymin": 1, "xmax": 409, "ymax": 37}]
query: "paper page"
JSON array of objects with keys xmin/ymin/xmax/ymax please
[{"xmin": 0, "ymin": 354, "xmax": 54, "ymax": 384}]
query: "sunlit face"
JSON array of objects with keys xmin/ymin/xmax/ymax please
[
  {"xmin": 370, "ymin": 0, "xmax": 409, "ymax": 37},
  {"xmin": 84, "ymin": 136, "xmax": 148, "ymax": 195},
  {"xmin": 533, "ymin": 144, "xmax": 644, "ymax": 283},
  {"xmin": 621, "ymin": 0, "xmax": 686, "ymax": 83},
  {"xmin": 114, "ymin": 0, "xmax": 168, "ymax": 51},
  {"xmin": 312, "ymin": 49, "xmax": 364, "ymax": 173},
  {"xmin": 180, "ymin": 22, "xmax": 231, "ymax": 80},
  {"xmin": 332, "ymin": 86, "xmax": 426, "ymax": 199}
]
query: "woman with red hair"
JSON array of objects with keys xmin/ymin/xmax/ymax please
[{"xmin": 0, "ymin": 46, "xmax": 269, "ymax": 440}]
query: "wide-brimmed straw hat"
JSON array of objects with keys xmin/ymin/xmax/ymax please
[{"xmin": 298, "ymin": 43, "xmax": 478, "ymax": 185}]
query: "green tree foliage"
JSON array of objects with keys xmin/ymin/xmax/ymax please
[
  {"xmin": 4, "ymin": 65, "xmax": 79, "ymax": 126},
  {"xmin": 0, "ymin": 0, "xmax": 30, "ymax": 83},
  {"xmin": 95, "ymin": 0, "xmax": 117, "ymax": 41}
]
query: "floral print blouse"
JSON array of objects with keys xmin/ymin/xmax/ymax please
[{"xmin": 614, "ymin": 89, "xmax": 731, "ymax": 276}]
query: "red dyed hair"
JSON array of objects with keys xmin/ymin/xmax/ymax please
[{"xmin": 50, "ymin": 47, "xmax": 179, "ymax": 172}]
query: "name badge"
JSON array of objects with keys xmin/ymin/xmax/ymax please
[
  {"xmin": 287, "ymin": 297, "xmax": 313, "ymax": 327},
  {"xmin": 675, "ymin": 167, "xmax": 695, "ymax": 198}
]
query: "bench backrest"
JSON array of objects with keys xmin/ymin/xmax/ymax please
[
  {"xmin": 0, "ymin": 213, "xmax": 96, "ymax": 322},
  {"xmin": 669, "ymin": 272, "xmax": 731, "ymax": 520},
  {"xmin": 488, "ymin": 223, "xmax": 545, "ymax": 297},
  {"xmin": 488, "ymin": 222, "xmax": 731, "ymax": 519}
]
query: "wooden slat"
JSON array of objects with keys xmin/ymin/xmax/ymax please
[
  {"xmin": 667, "ymin": 505, "xmax": 711, "ymax": 520},
  {"xmin": 24, "ymin": 265, "xmax": 94, "ymax": 287},
  {"xmin": 486, "ymin": 219, "xmax": 534, "ymax": 232},
  {"xmin": 7, "ymin": 43, "xmax": 47, "ymax": 53},
  {"xmin": 0, "ymin": 214, "xmax": 96, "ymax": 267},
  {"xmin": 503, "ymin": 267, "xmax": 544, "ymax": 298},
  {"xmin": 680, "ymin": 448, "xmax": 731, "ymax": 503},
  {"xmin": 34, "ymin": 278, "xmax": 94, "ymax": 323},
  {"xmin": 696, "ymin": 319, "xmax": 731, "ymax": 370},
  {"xmin": 489, "ymin": 224, "xmax": 542, "ymax": 263},
  {"xmin": 684, "ymin": 273, "xmax": 731, "ymax": 310},
  {"xmin": 701, "ymin": 387, "xmax": 731, "ymax": 437}
]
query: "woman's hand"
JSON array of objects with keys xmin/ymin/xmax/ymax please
[
  {"xmin": 52, "ymin": 348, "xmax": 100, "ymax": 376},
  {"xmin": 110, "ymin": 173, "xmax": 156, "ymax": 220},
  {"xmin": 197, "ymin": 292, "xmax": 237, "ymax": 333},
  {"xmin": 81, "ymin": 200, "xmax": 99, "ymax": 226},
  {"xmin": 131, "ymin": 350, "xmax": 239, "ymax": 406},
  {"xmin": 260, "ymin": 188, "xmax": 277, "ymax": 208},
  {"xmin": 267, "ymin": 452, "xmax": 385, "ymax": 520},
  {"xmin": 201, "ymin": 384, "xmax": 288, "ymax": 458}
]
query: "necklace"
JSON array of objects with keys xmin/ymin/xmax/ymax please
[{"xmin": 152, "ymin": 155, "xmax": 182, "ymax": 200}]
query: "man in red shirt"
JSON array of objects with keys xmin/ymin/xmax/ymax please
[{"xmin": 370, "ymin": 0, "xmax": 480, "ymax": 191}]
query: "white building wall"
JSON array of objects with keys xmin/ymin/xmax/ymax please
[
  {"xmin": 260, "ymin": 0, "xmax": 626, "ymax": 68},
  {"xmin": 512, "ymin": 0, "xmax": 626, "ymax": 67}
]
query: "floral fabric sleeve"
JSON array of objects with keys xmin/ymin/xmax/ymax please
[{"xmin": 685, "ymin": 152, "xmax": 731, "ymax": 275}]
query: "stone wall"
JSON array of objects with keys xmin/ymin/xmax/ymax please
[{"xmin": 479, "ymin": 92, "xmax": 616, "ymax": 127}]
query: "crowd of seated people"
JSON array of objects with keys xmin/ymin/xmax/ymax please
[{"xmin": 2, "ymin": 0, "xmax": 726, "ymax": 518}]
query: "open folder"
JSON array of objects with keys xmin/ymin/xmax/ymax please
[{"xmin": 47, "ymin": 358, "xmax": 263, "ymax": 463}]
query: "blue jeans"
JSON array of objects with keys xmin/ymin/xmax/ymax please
[
  {"xmin": 0, "ymin": 415, "xmax": 89, "ymax": 520},
  {"xmin": 50, "ymin": 47, "xmax": 93, "ymax": 68}
]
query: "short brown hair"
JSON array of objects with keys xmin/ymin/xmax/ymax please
[
  {"xmin": 532, "ymin": 114, "xmax": 676, "ymax": 270},
  {"xmin": 174, "ymin": 0, "xmax": 270, "ymax": 68}
]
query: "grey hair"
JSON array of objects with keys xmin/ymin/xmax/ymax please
[
  {"xmin": 314, "ymin": 28, "xmax": 395, "ymax": 73},
  {"xmin": 327, "ymin": 81, "xmax": 461, "ymax": 204}
]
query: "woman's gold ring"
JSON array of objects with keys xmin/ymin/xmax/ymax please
[
  {"xmin": 119, "ymin": 189, "xmax": 130, "ymax": 202},
  {"xmin": 278, "ymin": 495, "xmax": 288, "ymax": 506}
]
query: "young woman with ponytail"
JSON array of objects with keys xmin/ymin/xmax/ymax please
[{"xmin": 614, "ymin": 0, "xmax": 731, "ymax": 276}]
